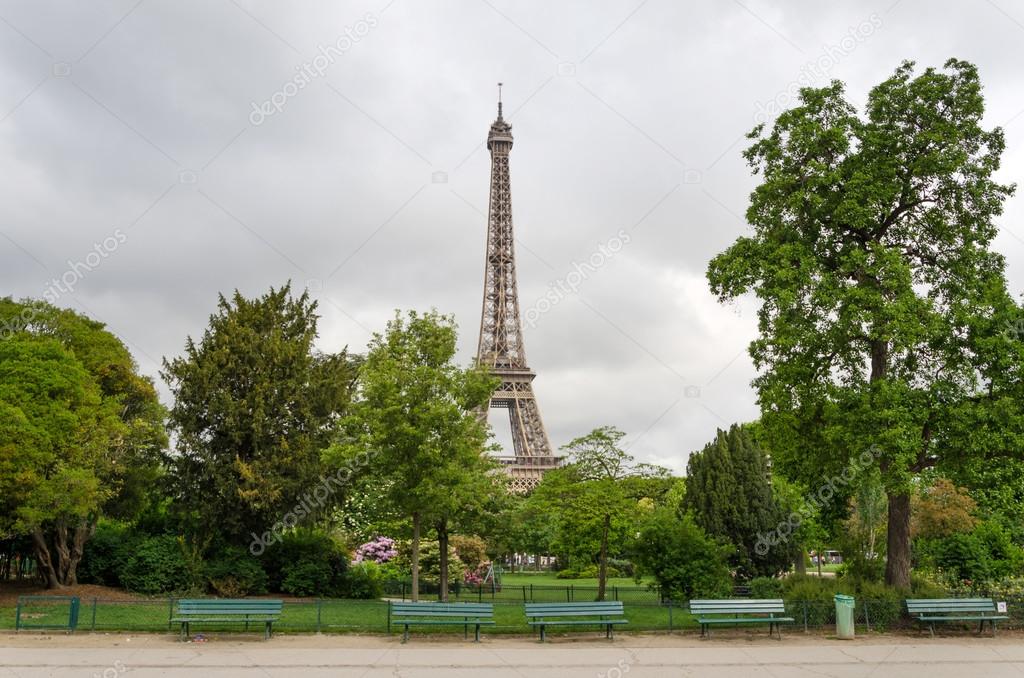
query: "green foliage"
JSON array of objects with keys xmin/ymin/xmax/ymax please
[
  {"xmin": 262, "ymin": 529, "xmax": 348, "ymax": 595},
  {"xmin": 917, "ymin": 519, "xmax": 1024, "ymax": 586},
  {"xmin": 282, "ymin": 561, "xmax": 333, "ymax": 597},
  {"xmin": 706, "ymin": 59, "xmax": 1024, "ymax": 587},
  {"xmin": 556, "ymin": 565, "xmax": 620, "ymax": 579},
  {"xmin": 120, "ymin": 535, "xmax": 196, "ymax": 594},
  {"xmin": 79, "ymin": 521, "xmax": 139, "ymax": 587},
  {"xmin": 631, "ymin": 508, "xmax": 733, "ymax": 600},
  {"xmin": 450, "ymin": 535, "xmax": 488, "ymax": 569},
  {"xmin": 525, "ymin": 426, "xmax": 668, "ymax": 600},
  {"xmin": 162, "ymin": 284, "xmax": 356, "ymax": 545},
  {"xmin": 323, "ymin": 309, "xmax": 497, "ymax": 599},
  {"xmin": 205, "ymin": 547, "xmax": 269, "ymax": 597},
  {"xmin": 684, "ymin": 424, "xmax": 790, "ymax": 578},
  {"xmin": 749, "ymin": 576, "xmax": 784, "ymax": 599},
  {"xmin": 342, "ymin": 561, "xmax": 385, "ymax": 599}
]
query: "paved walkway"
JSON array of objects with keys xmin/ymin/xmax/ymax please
[{"xmin": 3, "ymin": 633, "xmax": 1024, "ymax": 677}]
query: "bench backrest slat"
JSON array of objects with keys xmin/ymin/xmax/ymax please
[
  {"xmin": 177, "ymin": 599, "xmax": 282, "ymax": 615},
  {"xmin": 689, "ymin": 599, "xmax": 787, "ymax": 615},
  {"xmin": 906, "ymin": 598, "xmax": 996, "ymax": 614},
  {"xmin": 391, "ymin": 602, "xmax": 493, "ymax": 617},
  {"xmin": 524, "ymin": 602, "xmax": 624, "ymax": 617}
]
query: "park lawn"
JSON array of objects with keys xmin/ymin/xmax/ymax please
[{"xmin": 0, "ymin": 597, "xmax": 688, "ymax": 634}]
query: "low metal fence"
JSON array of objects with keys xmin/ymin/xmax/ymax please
[{"xmin": 8, "ymin": 594, "xmax": 1024, "ymax": 634}]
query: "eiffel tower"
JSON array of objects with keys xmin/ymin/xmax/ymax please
[{"xmin": 476, "ymin": 85, "xmax": 560, "ymax": 493}]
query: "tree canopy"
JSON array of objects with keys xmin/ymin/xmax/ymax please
[{"xmin": 707, "ymin": 59, "xmax": 1023, "ymax": 587}]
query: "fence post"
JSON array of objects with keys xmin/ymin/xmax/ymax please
[
  {"xmin": 387, "ymin": 600, "xmax": 392, "ymax": 634},
  {"xmin": 168, "ymin": 597, "xmax": 174, "ymax": 631},
  {"xmin": 478, "ymin": 586, "xmax": 482, "ymax": 603},
  {"xmin": 14, "ymin": 597, "xmax": 21, "ymax": 632},
  {"xmin": 802, "ymin": 600, "xmax": 808, "ymax": 632},
  {"xmin": 522, "ymin": 586, "xmax": 526, "ymax": 603},
  {"xmin": 569, "ymin": 585, "xmax": 573, "ymax": 602},
  {"xmin": 68, "ymin": 597, "xmax": 80, "ymax": 633},
  {"xmin": 530, "ymin": 584, "xmax": 533, "ymax": 602},
  {"xmin": 668, "ymin": 599, "xmax": 673, "ymax": 632},
  {"xmin": 613, "ymin": 586, "xmax": 618, "ymax": 601},
  {"xmin": 316, "ymin": 599, "xmax": 322, "ymax": 633},
  {"xmin": 91, "ymin": 598, "xmax": 97, "ymax": 631},
  {"xmin": 863, "ymin": 599, "xmax": 871, "ymax": 632}
]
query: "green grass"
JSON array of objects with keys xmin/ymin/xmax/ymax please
[{"xmin": 0, "ymin": 596, "xmax": 693, "ymax": 635}]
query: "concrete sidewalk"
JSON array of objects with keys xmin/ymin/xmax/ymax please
[{"xmin": 3, "ymin": 633, "xmax": 1024, "ymax": 677}]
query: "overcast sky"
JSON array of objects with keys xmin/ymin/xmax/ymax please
[{"xmin": 1, "ymin": 0, "xmax": 1023, "ymax": 473}]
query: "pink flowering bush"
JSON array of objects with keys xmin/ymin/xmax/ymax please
[{"xmin": 353, "ymin": 536, "xmax": 397, "ymax": 564}]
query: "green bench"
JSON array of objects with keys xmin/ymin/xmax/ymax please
[
  {"xmin": 389, "ymin": 602, "xmax": 495, "ymax": 642},
  {"xmin": 171, "ymin": 599, "xmax": 282, "ymax": 640},
  {"xmin": 524, "ymin": 601, "xmax": 628, "ymax": 641},
  {"xmin": 689, "ymin": 599, "xmax": 794, "ymax": 639},
  {"xmin": 906, "ymin": 598, "xmax": 1009, "ymax": 637}
]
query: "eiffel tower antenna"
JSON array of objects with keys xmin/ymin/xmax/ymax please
[{"xmin": 477, "ymin": 86, "xmax": 560, "ymax": 492}]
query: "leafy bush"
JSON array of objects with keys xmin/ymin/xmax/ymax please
[
  {"xmin": 749, "ymin": 576, "xmax": 784, "ymax": 599},
  {"xmin": 262, "ymin": 529, "xmax": 348, "ymax": 595},
  {"xmin": 79, "ymin": 521, "xmax": 138, "ymax": 587},
  {"xmin": 450, "ymin": 535, "xmax": 488, "ymax": 569},
  {"xmin": 282, "ymin": 560, "xmax": 333, "ymax": 597},
  {"xmin": 556, "ymin": 565, "xmax": 620, "ymax": 579},
  {"xmin": 343, "ymin": 561, "xmax": 384, "ymax": 599},
  {"xmin": 120, "ymin": 535, "xmax": 196, "ymax": 594},
  {"xmin": 607, "ymin": 558, "xmax": 635, "ymax": 578},
  {"xmin": 631, "ymin": 508, "xmax": 733, "ymax": 600},
  {"xmin": 205, "ymin": 547, "xmax": 268, "ymax": 597},
  {"xmin": 780, "ymin": 575, "xmax": 838, "ymax": 626}
]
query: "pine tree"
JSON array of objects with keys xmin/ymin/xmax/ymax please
[{"xmin": 684, "ymin": 424, "xmax": 789, "ymax": 579}]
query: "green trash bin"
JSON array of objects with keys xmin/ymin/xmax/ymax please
[{"xmin": 834, "ymin": 594, "xmax": 855, "ymax": 639}]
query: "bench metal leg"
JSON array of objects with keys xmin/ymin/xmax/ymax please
[
  {"xmin": 402, "ymin": 624, "xmax": 409, "ymax": 644},
  {"xmin": 539, "ymin": 624, "xmax": 546, "ymax": 643},
  {"xmin": 474, "ymin": 624, "xmax": 481, "ymax": 643}
]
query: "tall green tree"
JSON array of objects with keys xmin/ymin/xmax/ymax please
[
  {"xmin": 324, "ymin": 310, "xmax": 496, "ymax": 601},
  {"xmin": 162, "ymin": 284, "xmax": 356, "ymax": 546},
  {"xmin": 0, "ymin": 299, "xmax": 166, "ymax": 587},
  {"xmin": 684, "ymin": 424, "xmax": 790, "ymax": 578},
  {"xmin": 533, "ymin": 426, "xmax": 666, "ymax": 600},
  {"xmin": 707, "ymin": 59, "xmax": 1023, "ymax": 587}
]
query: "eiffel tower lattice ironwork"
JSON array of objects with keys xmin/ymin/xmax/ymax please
[{"xmin": 476, "ymin": 85, "xmax": 560, "ymax": 493}]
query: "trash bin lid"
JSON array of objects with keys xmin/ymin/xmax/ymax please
[{"xmin": 834, "ymin": 594, "xmax": 855, "ymax": 602}]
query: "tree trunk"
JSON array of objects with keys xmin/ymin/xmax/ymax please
[
  {"xmin": 65, "ymin": 522, "xmax": 93, "ymax": 586},
  {"xmin": 885, "ymin": 491, "xmax": 912, "ymax": 588},
  {"xmin": 410, "ymin": 512, "xmax": 420, "ymax": 602},
  {"xmin": 53, "ymin": 521, "xmax": 72, "ymax": 584},
  {"xmin": 794, "ymin": 550, "xmax": 806, "ymax": 575},
  {"xmin": 597, "ymin": 513, "xmax": 610, "ymax": 601},
  {"xmin": 30, "ymin": 528, "xmax": 61, "ymax": 589},
  {"xmin": 437, "ymin": 519, "xmax": 449, "ymax": 602}
]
